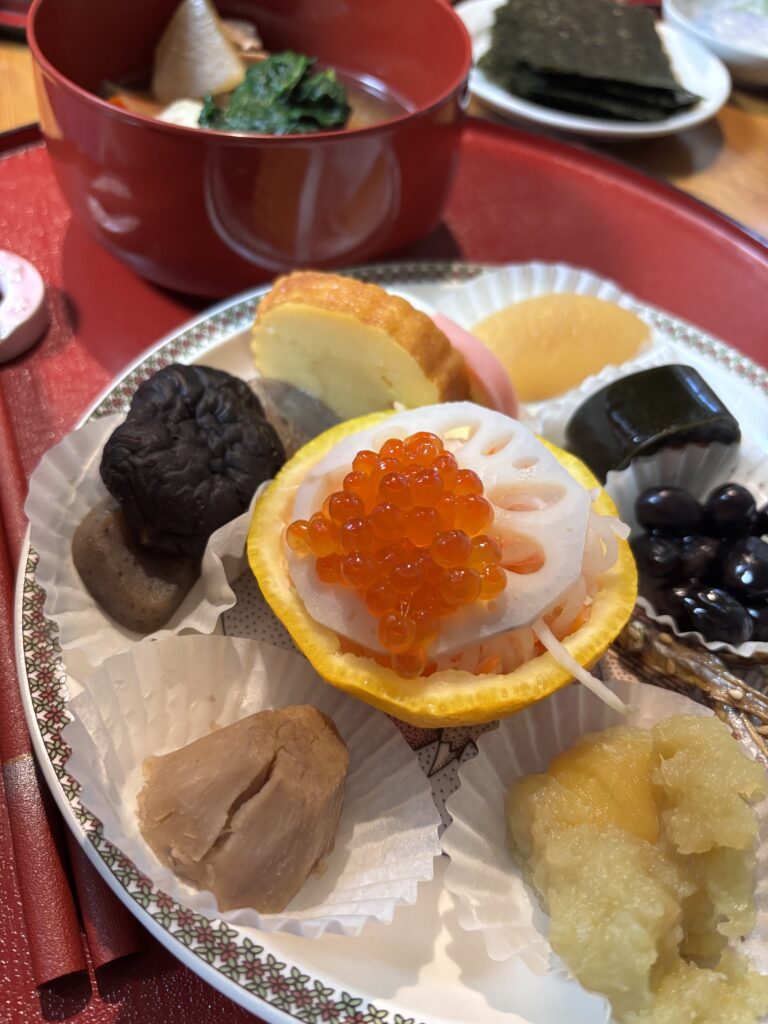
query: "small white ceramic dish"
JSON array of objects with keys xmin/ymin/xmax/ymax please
[
  {"xmin": 663, "ymin": 0, "xmax": 768, "ymax": 86},
  {"xmin": 456, "ymin": 0, "xmax": 732, "ymax": 139}
]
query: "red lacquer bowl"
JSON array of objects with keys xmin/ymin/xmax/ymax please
[{"xmin": 28, "ymin": 0, "xmax": 471, "ymax": 296}]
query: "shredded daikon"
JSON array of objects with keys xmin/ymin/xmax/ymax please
[
  {"xmin": 608, "ymin": 515, "xmax": 630, "ymax": 541},
  {"xmin": 548, "ymin": 576, "xmax": 588, "ymax": 638},
  {"xmin": 532, "ymin": 618, "xmax": 627, "ymax": 714},
  {"xmin": 288, "ymin": 405, "xmax": 632, "ymax": 687}
]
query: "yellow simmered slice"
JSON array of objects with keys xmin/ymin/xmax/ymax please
[
  {"xmin": 473, "ymin": 293, "xmax": 650, "ymax": 402},
  {"xmin": 250, "ymin": 272, "xmax": 470, "ymax": 420}
]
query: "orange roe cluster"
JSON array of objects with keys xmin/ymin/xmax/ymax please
[{"xmin": 286, "ymin": 432, "xmax": 506, "ymax": 678}]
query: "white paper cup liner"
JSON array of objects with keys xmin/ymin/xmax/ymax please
[
  {"xmin": 436, "ymin": 261, "xmax": 668, "ymax": 427},
  {"xmin": 442, "ymin": 677, "xmax": 768, "ymax": 988},
  {"xmin": 25, "ymin": 416, "xmax": 255, "ymax": 668},
  {"xmin": 438, "ymin": 262, "xmax": 648, "ymax": 330},
  {"xmin": 62, "ymin": 634, "xmax": 441, "ymax": 938},
  {"xmin": 606, "ymin": 439, "xmax": 768, "ymax": 658}
]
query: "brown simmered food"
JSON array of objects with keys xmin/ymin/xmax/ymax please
[
  {"xmin": 137, "ymin": 705, "xmax": 349, "ymax": 913},
  {"xmin": 72, "ymin": 500, "xmax": 197, "ymax": 633},
  {"xmin": 101, "ymin": 363, "xmax": 285, "ymax": 559}
]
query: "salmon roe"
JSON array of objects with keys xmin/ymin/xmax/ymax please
[{"xmin": 287, "ymin": 432, "xmax": 506, "ymax": 678}]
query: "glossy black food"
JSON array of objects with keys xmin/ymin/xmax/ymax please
[
  {"xmin": 679, "ymin": 587, "xmax": 754, "ymax": 645},
  {"xmin": 633, "ymin": 480, "xmax": 767, "ymax": 646},
  {"xmin": 704, "ymin": 483, "xmax": 756, "ymax": 537},
  {"xmin": 747, "ymin": 604, "xmax": 768, "ymax": 642},
  {"xmin": 631, "ymin": 533, "xmax": 681, "ymax": 579},
  {"xmin": 564, "ymin": 364, "xmax": 741, "ymax": 482},
  {"xmin": 645, "ymin": 582, "xmax": 690, "ymax": 620},
  {"xmin": 635, "ymin": 487, "xmax": 704, "ymax": 534},
  {"xmin": 678, "ymin": 535, "xmax": 720, "ymax": 580},
  {"xmin": 720, "ymin": 536, "xmax": 768, "ymax": 600}
]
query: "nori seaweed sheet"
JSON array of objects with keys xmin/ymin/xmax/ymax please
[
  {"xmin": 479, "ymin": 0, "xmax": 700, "ymax": 121},
  {"xmin": 504, "ymin": 67, "xmax": 696, "ymax": 121}
]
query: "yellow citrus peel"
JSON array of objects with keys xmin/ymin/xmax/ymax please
[{"xmin": 248, "ymin": 412, "xmax": 637, "ymax": 727}]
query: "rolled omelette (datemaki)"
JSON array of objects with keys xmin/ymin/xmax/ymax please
[{"xmin": 564, "ymin": 365, "xmax": 741, "ymax": 483}]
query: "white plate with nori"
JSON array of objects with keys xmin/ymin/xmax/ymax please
[{"xmin": 457, "ymin": 0, "xmax": 731, "ymax": 139}]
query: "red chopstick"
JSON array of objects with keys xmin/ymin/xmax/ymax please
[
  {"xmin": 0, "ymin": 383, "xmax": 142, "ymax": 984},
  {"xmin": 65, "ymin": 829, "xmax": 142, "ymax": 971},
  {"xmin": 0, "ymin": 521, "xmax": 87, "ymax": 985}
]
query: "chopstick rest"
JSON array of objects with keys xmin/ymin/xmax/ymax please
[{"xmin": 0, "ymin": 251, "xmax": 48, "ymax": 363}]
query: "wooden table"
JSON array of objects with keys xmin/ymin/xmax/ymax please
[
  {"xmin": 2, "ymin": 32, "xmax": 767, "ymax": 240},
  {"xmin": 0, "ymin": 38, "xmax": 36, "ymax": 136}
]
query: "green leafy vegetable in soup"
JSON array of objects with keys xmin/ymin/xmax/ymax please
[{"xmin": 199, "ymin": 51, "xmax": 350, "ymax": 134}]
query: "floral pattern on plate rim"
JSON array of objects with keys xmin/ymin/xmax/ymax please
[{"xmin": 19, "ymin": 261, "xmax": 768, "ymax": 1024}]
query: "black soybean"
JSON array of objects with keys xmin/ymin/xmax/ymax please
[
  {"xmin": 746, "ymin": 604, "xmax": 768, "ymax": 643},
  {"xmin": 631, "ymin": 533, "xmax": 681, "ymax": 579},
  {"xmin": 635, "ymin": 487, "xmax": 704, "ymax": 535},
  {"xmin": 629, "ymin": 479, "xmax": 764, "ymax": 646},
  {"xmin": 704, "ymin": 483, "xmax": 756, "ymax": 537},
  {"xmin": 679, "ymin": 587, "xmax": 753, "ymax": 644},
  {"xmin": 655, "ymin": 585, "xmax": 691, "ymax": 620},
  {"xmin": 720, "ymin": 536, "xmax": 768, "ymax": 601},
  {"xmin": 679, "ymin": 535, "xmax": 720, "ymax": 581}
]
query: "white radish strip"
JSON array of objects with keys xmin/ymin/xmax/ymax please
[
  {"xmin": 433, "ymin": 624, "xmax": 536, "ymax": 675},
  {"xmin": 582, "ymin": 510, "xmax": 629, "ymax": 577},
  {"xmin": 595, "ymin": 525, "xmax": 619, "ymax": 575},
  {"xmin": 549, "ymin": 576, "xmax": 587, "ymax": 639},
  {"xmin": 608, "ymin": 516, "xmax": 630, "ymax": 541},
  {"xmin": 581, "ymin": 514, "xmax": 618, "ymax": 576},
  {"xmin": 532, "ymin": 618, "xmax": 628, "ymax": 714},
  {"xmin": 481, "ymin": 632, "xmax": 524, "ymax": 674},
  {"xmin": 580, "ymin": 530, "xmax": 606, "ymax": 577},
  {"xmin": 500, "ymin": 627, "xmax": 536, "ymax": 672}
]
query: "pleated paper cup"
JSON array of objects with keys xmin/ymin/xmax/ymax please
[
  {"xmin": 25, "ymin": 416, "xmax": 254, "ymax": 668},
  {"xmin": 442, "ymin": 678, "xmax": 768, "ymax": 979},
  {"xmin": 63, "ymin": 635, "xmax": 441, "ymax": 938},
  {"xmin": 438, "ymin": 261, "xmax": 666, "ymax": 426},
  {"xmin": 606, "ymin": 439, "xmax": 768, "ymax": 658},
  {"xmin": 439, "ymin": 262, "xmax": 649, "ymax": 331}
]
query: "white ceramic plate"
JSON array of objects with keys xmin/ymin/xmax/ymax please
[
  {"xmin": 15, "ymin": 262, "xmax": 768, "ymax": 1024},
  {"xmin": 456, "ymin": 0, "xmax": 732, "ymax": 140}
]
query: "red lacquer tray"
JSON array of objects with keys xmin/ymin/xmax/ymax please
[
  {"xmin": 1, "ymin": 118, "xmax": 767, "ymax": 1024},
  {"xmin": 0, "ymin": 0, "xmax": 28, "ymax": 28},
  {"xmin": 2, "ymin": 120, "xmax": 766, "ymax": 487}
]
